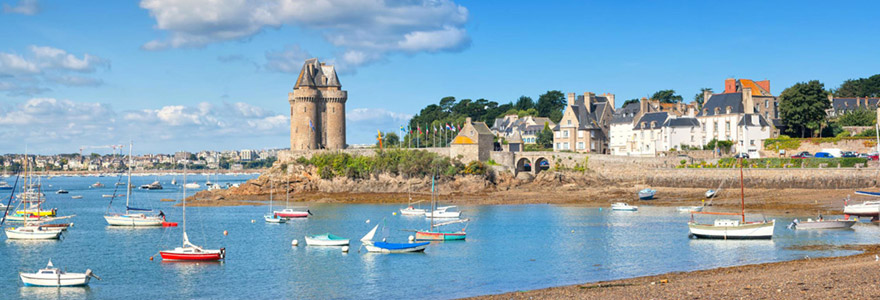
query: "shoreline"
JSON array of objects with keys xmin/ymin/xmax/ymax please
[{"xmin": 469, "ymin": 244, "xmax": 880, "ymax": 299}]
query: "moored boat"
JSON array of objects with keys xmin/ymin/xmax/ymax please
[
  {"xmin": 705, "ymin": 189, "xmax": 718, "ymax": 198},
  {"xmin": 305, "ymin": 233, "xmax": 350, "ymax": 246},
  {"xmin": 90, "ymin": 182, "xmax": 104, "ymax": 188},
  {"xmin": 638, "ymin": 188, "xmax": 656, "ymax": 200},
  {"xmin": 20, "ymin": 260, "xmax": 100, "ymax": 287},
  {"xmin": 361, "ymin": 223, "xmax": 428, "ymax": 253},
  {"xmin": 677, "ymin": 205, "xmax": 704, "ymax": 213},
  {"xmin": 105, "ymin": 142, "xmax": 165, "ymax": 227},
  {"xmin": 71, "ymin": 195, "xmax": 83, "ymax": 199},
  {"xmin": 275, "ymin": 208, "xmax": 310, "ymax": 218},
  {"xmin": 159, "ymin": 165, "xmax": 225, "ymax": 261},
  {"xmin": 611, "ymin": 202, "xmax": 638, "ymax": 211},
  {"xmin": 844, "ymin": 193, "xmax": 880, "ymax": 220},
  {"xmin": 56, "ymin": 189, "xmax": 68, "ymax": 194},
  {"xmin": 790, "ymin": 218, "xmax": 857, "ymax": 230},
  {"xmin": 5, "ymin": 226, "xmax": 62, "ymax": 240}
]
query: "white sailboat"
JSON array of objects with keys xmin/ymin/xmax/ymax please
[
  {"xmin": 399, "ymin": 182, "xmax": 426, "ymax": 215},
  {"xmin": 687, "ymin": 123, "xmax": 774, "ymax": 239},
  {"xmin": 360, "ymin": 220, "xmax": 429, "ymax": 253},
  {"xmin": 20, "ymin": 260, "xmax": 100, "ymax": 287},
  {"xmin": 104, "ymin": 142, "xmax": 165, "ymax": 227},
  {"xmin": 264, "ymin": 179, "xmax": 286, "ymax": 223},
  {"xmin": 4, "ymin": 152, "xmax": 63, "ymax": 240},
  {"xmin": 274, "ymin": 180, "xmax": 310, "ymax": 218},
  {"xmin": 159, "ymin": 165, "xmax": 225, "ymax": 261}
]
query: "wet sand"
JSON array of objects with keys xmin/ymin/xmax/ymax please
[{"xmin": 471, "ymin": 244, "xmax": 880, "ymax": 299}]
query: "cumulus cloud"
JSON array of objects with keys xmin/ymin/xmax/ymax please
[
  {"xmin": 345, "ymin": 107, "xmax": 412, "ymax": 144},
  {"xmin": 140, "ymin": 0, "xmax": 470, "ymax": 70},
  {"xmin": 264, "ymin": 45, "xmax": 311, "ymax": 73},
  {"xmin": 0, "ymin": 45, "xmax": 109, "ymax": 96},
  {"xmin": 0, "ymin": 98, "xmax": 292, "ymax": 153},
  {"xmin": 3, "ymin": 0, "xmax": 40, "ymax": 15}
]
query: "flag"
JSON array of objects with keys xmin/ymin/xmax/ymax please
[
  {"xmin": 433, "ymin": 125, "xmax": 437, "ymax": 134},
  {"xmin": 309, "ymin": 120, "xmax": 315, "ymax": 131},
  {"xmin": 446, "ymin": 123, "xmax": 451, "ymax": 130},
  {"xmin": 400, "ymin": 125, "xmax": 405, "ymax": 134},
  {"xmin": 418, "ymin": 124, "xmax": 422, "ymax": 134}
]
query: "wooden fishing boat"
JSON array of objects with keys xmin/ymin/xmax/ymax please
[
  {"xmin": 20, "ymin": 260, "xmax": 100, "ymax": 287},
  {"xmin": 160, "ymin": 166, "xmax": 225, "ymax": 261},
  {"xmin": 305, "ymin": 233, "xmax": 350, "ymax": 246},
  {"xmin": 688, "ymin": 157, "xmax": 774, "ymax": 240}
]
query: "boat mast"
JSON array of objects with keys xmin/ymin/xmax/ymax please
[
  {"xmin": 182, "ymin": 163, "xmax": 187, "ymax": 244},
  {"xmin": 430, "ymin": 174, "xmax": 435, "ymax": 230},
  {"xmin": 126, "ymin": 141, "xmax": 132, "ymax": 214},
  {"xmin": 740, "ymin": 115, "xmax": 746, "ymax": 223}
]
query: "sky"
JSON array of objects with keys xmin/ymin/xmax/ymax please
[{"xmin": 1, "ymin": 0, "xmax": 879, "ymax": 155}]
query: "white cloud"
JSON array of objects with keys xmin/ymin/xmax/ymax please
[
  {"xmin": 3, "ymin": 0, "xmax": 40, "ymax": 15},
  {"xmin": 140, "ymin": 0, "xmax": 470, "ymax": 70},
  {"xmin": 0, "ymin": 45, "xmax": 109, "ymax": 96},
  {"xmin": 264, "ymin": 45, "xmax": 312, "ymax": 73},
  {"xmin": 1, "ymin": 98, "xmax": 292, "ymax": 153},
  {"xmin": 345, "ymin": 107, "xmax": 413, "ymax": 144}
]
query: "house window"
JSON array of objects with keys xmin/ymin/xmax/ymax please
[
  {"xmin": 765, "ymin": 100, "xmax": 769, "ymax": 108},
  {"xmin": 555, "ymin": 143, "xmax": 560, "ymax": 150},
  {"xmin": 591, "ymin": 131, "xmax": 595, "ymax": 138},
  {"xmin": 578, "ymin": 131, "xmax": 584, "ymax": 138},
  {"xmin": 591, "ymin": 141, "xmax": 596, "ymax": 150},
  {"xmin": 750, "ymin": 139, "xmax": 755, "ymax": 146},
  {"xmin": 725, "ymin": 121, "xmax": 730, "ymax": 132},
  {"xmin": 563, "ymin": 142, "xmax": 570, "ymax": 150},
  {"xmin": 714, "ymin": 122, "xmax": 718, "ymax": 132},
  {"xmin": 555, "ymin": 131, "xmax": 560, "ymax": 138},
  {"xmin": 563, "ymin": 130, "xmax": 569, "ymax": 137},
  {"xmin": 577, "ymin": 142, "xmax": 585, "ymax": 149},
  {"xmin": 567, "ymin": 120, "xmax": 572, "ymax": 125}
]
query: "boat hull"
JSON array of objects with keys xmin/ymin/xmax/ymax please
[
  {"xmin": 843, "ymin": 204, "xmax": 880, "ymax": 217},
  {"xmin": 305, "ymin": 236, "xmax": 350, "ymax": 246},
  {"xmin": 364, "ymin": 242, "xmax": 429, "ymax": 253},
  {"xmin": 793, "ymin": 219, "xmax": 857, "ymax": 229},
  {"xmin": 425, "ymin": 211, "xmax": 461, "ymax": 219},
  {"xmin": 677, "ymin": 206, "xmax": 704, "ymax": 213},
  {"xmin": 160, "ymin": 248, "xmax": 225, "ymax": 261},
  {"xmin": 688, "ymin": 221, "xmax": 775, "ymax": 240},
  {"xmin": 5, "ymin": 227, "xmax": 62, "ymax": 240},
  {"xmin": 20, "ymin": 273, "xmax": 91, "ymax": 287},
  {"xmin": 274, "ymin": 209, "xmax": 309, "ymax": 218},
  {"xmin": 415, "ymin": 231, "xmax": 466, "ymax": 241},
  {"xmin": 399, "ymin": 208, "xmax": 427, "ymax": 215},
  {"xmin": 104, "ymin": 215, "xmax": 164, "ymax": 226}
]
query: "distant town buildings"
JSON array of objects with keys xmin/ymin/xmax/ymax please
[
  {"xmin": 451, "ymin": 117, "xmax": 495, "ymax": 163},
  {"xmin": 0, "ymin": 148, "xmax": 281, "ymax": 172},
  {"xmin": 826, "ymin": 95, "xmax": 880, "ymax": 117},
  {"xmin": 289, "ymin": 58, "xmax": 347, "ymax": 150},
  {"xmin": 491, "ymin": 115, "xmax": 555, "ymax": 144}
]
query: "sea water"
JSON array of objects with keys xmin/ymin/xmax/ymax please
[{"xmin": 1, "ymin": 175, "xmax": 877, "ymax": 299}]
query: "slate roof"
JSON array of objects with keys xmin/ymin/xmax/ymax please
[
  {"xmin": 295, "ymin": 58, "xmax": 341, "ymax": 89},
  {"xmin": 831, "ymin": 98, "xmax": 880, "ymax": 113},
  {"xmin": 611, "ymin": 102, "xmax": 641, "ymax": 124},
  {"xmin": 736, "ymin": 114, "xmax": 771, "ymax": 127},
  {"xmin": 697, "ymin": 93, "xmax": 744, "ymax": 117},
  {"xmin": 663, "ymin": 117, "xmax": 700, "ymax": 128},
  {"xmin": 633, "ymin": 112, "xmax": 669, "ymax": 130}
]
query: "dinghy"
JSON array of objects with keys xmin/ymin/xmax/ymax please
[
  {"xmin": 20, "ymin": 260, "xmax": 100, "ymax": 287},
  {"xmin": 305, "ymin": 233, "xmax": 350, "ymax": 246},
  {"xmin": 789, "ymin": 217, "xmax": 857, "ymax": 230},
  {"xmin": 361, "ymin": 223, "xmax": 428, "ymax": 253},
  {"xmin": 677, "ymin": 206, "xmax": 704, "ymax": 213}
]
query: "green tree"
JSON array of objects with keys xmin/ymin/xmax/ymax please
[
  {"xmin": 693, "ymin": 88, "xmax": 713, "ymax": 109},
  {"xmin": 536, "ymin": 90, "xmax": 566, "ymax": 123},
  {"xmin": 621, "ymin": 98, "xmax": 639, "ymax": 107},
  {"xmin": 833, "ymin": 74, "xmax": 880, "ymax": 97},
  {"xmin": 439, "ymin": 96, "xmax": 456, "ymax": 112},
  {"xmin": 536, "ymin": 122, "xmax": 554, "ymax": 148},
  {"xmin": 651, "ymin": 90, "xmax": 683, "ymax": 103},
  {"xmin": 515, "ymin": 96, "xmax": 534, "ymax": 110},
  {"xmin": 837, "ymin": 109, "xmax": 876, "ymax": 126},
  {"xmin": 779, "ymin": 80, "xmax": 831, "ymax": 137},
  {"xmin": 383, "ymin": 132, "xmax": 400, "ymax": 148}
]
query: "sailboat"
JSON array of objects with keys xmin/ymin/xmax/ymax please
[
  {"xmin": 274, "ymin": 180, "xmax": 310, "ymax": 218},
  {"xmin": 687, "ymin": 122, "xmax": 774, "ymax": 239},
  {"xmin": 159, "ymin": 165, "xmax": 225, "ymax": 261},
  {"xmin": 104, "ymin": 142, "xmax": 165, "ymax": 227},
  {"xmin": 360, "ymin": 220, "xmax": 429, "ymax": 253},
  {"xmin": 264, "ymin": 180, "xmax": 286, "ymax": 223},
  {"xmin": 415, "ymin": 176, "xmax": 467, "ymax": 241},
  {"xmin": 20, "ymin": 260, "xmax": 100, "ymax": 287},
  {"xmin": 399, "ymin": 182, "xmax": 426, "ymax": 216},
  {"xmin": 4, "ymin": 155, "xmax": 62, "ymax": 240}
]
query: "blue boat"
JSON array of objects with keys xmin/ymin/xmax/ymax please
[
  {"xmin": 638, "ymin": 188, "xmax": 656, "ymax": 200},
  {"xmin": 360, "ymin": 224, "xmax": 429, "ymax": 253}
]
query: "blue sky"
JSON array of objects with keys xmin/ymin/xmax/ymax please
[{"xmin": 1, "ymin": 0, "xmax": 879, "ymax": 154}]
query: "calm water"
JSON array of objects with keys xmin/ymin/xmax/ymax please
[{"xmin": 2, "ymin": 174, "xmax": 879, "ymax": 299}]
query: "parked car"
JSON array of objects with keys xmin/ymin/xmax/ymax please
[
  {"xmin": 820, "ymin": 148, "xmax": 843, "ymax": 158},
  {"xmin": 814, "ymin": 152, "xmax": 833, "ymax": 158},
  {"xmin": 792, "ymin": 151, "xmax": 813, "ymax": 159},
  {"xmin": 860, "ymin": 152, "xmax": 880, "ymax": 161},
  {"xmin": 733, "ymin": 152, "xmax": 749, "ymax": 159},
  {"xmin": 842, "ymin": 151, "xmax": 857, "ymax": 158}
]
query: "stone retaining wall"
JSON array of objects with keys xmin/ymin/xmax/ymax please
[{"xmin": 600, "ymin": 167, "xmax": 880, "ymax": 189}]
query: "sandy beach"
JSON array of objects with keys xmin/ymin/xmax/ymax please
[{"xmin": 471, "ymin": 244, "xmax": 880, "ymax": 299}]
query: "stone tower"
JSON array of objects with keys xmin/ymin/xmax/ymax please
[{"xmin": 289, "ymin": 58, "xmax": 347, "ymax": 150}]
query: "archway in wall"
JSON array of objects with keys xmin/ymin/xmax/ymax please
[
  {"xmin": 516, "ymin": 157, "xmax": 532, "ymax": 173},
  {"xmin": 534, "ymin": 157, "xmax": 550, "ymax": 174}
]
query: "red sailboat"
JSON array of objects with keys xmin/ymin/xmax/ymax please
[{"xmin": 160, "ymin": 165, "xmax": 225, "ymax": 261}]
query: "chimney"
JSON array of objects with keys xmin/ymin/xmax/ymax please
[
  {"xmin": 567, "ymin": 93, "xmax": 576, "ymax": 106},
  {"xmin": 465, "ymin": 117, "xmax": 472, "ymax": 125},
  {"xmin": 606, "ymin": 93, "xmax": 616, "ymax": 109},
  {"xmin": 743, "ymin": 88, "xmax": 754, "ymax": 114},
  {"xmin": 725, "ymin": 78, "xmax": 737, "ymax": 93},
  {"xmin": 584, "ymin": 92, "xmax": 593, "ymax": 114},
  {"xmin": 827, "ymin": 94, "xmax": 834, "ymax": 104},
  {"xmin": 639, "ymin": 97, "xmax": 648, "ymax": 116},
  {"xmin": 702, "ymin": 90, "xmax": 712, "ymax": 106},
  {"xmin": 755, "ymin": 80, "xmax": 770, "ymax": 94},
  {"xmin": 856, "ymin": 97, "xmax": 860, "ymax": 107}
]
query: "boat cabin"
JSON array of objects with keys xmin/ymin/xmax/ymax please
[{"xmin": 714, "ymin": 219, "xmax": 740, "ymax": 227}]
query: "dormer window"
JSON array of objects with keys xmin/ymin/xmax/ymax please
[
  {"xmin": 725, "ymin": 106, "xmax": 732, "ymax": 114},
  {"xmin": 714, "ymin": 107, "xmax": 721, "ymax": 114},
  {"xmin": 703, "ymin": 108, "xmax": 708, "ymax": 115}
]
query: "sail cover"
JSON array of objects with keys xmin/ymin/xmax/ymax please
[{"xmin": 127, "ymin": 206, "xmax": 153, "ymax": 211}]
